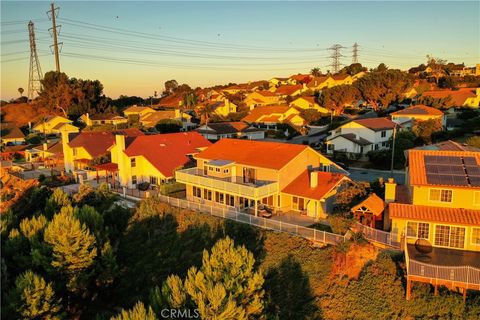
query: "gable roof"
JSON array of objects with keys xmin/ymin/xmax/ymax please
[
  {"xmin": 293, "ymin": 96, "xmax": 317, "ymax": 105},
  {"xmin": 412, "ymin": 140, "xmax": 480, "ymax": 152},
  {"xmin": 331, "ymin": 74, "xmax": 351, "ymax": 81},
  {"xmin": 124, "ymin": 106, "xmax": 155, "ymax": 114},
  {"xmin": 329, "ymin": 133, "xmax": 372, "ymax": 146},
  {"xmin": 407, "ymin": 149, "xmax": 480, "ymax": 188},
  {"xmin": 254, "ymin": 90, "xmax": 278, "ymax": 97},
  {"xmin": 289, "ymin": 74, "xmax": 312, "ymax": 82},
  {"xmin": 195, "ymin": 138, "xmax": 308, "ymax": 170},
  {"xmin": 1, "ymin": 122, "xmax": 25, "ymax": 140},
  {"xmin": 141, "ymin": 110, "xmax": 178, "ymax": 125},
  {"xmin": 421, "ymin": 88, "xmax": 477, "ymax": 106},
  {"xmin": 391, "ymin": 104, "xmax": 444, "ymax": 116},
  {"xmin": 307, "ymin": 76, "xmax": 331, "ymax": 88},
  {"xmin": 196, "ymin": 122, "xmax": 257, "ymax": 135},
  {"xmin": 353, "ymin": 117, "xmax": 397, "ymax": 131},
  {"xmin": 351, "ymin": 193, "xmax": 385, "ymax": 217},
  {"xmin": 124, "ymin": 132, "xmax": 211, "ymax": 177},
  {"xmin": 275, "ymin": 85, "xmax": 303, "ymax": 96},
  {"xmin": 389, "ymin": 203, "xmax": 480, "ymax": 226},
  {"xmin": 242, "ymin": 105, "xmax": 293, "ymax": 123},
  {"xmin": 89, "ymin": 113, "xmax": 126, "ymax": 121},
  {"xmin": 282, "ymin": 170, "xmax": 347, "ymax": 200},
  {"xmin": 69, "ymin": 128, "xmax": 143, "ymax": 158}
]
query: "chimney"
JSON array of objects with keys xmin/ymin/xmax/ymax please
[
  {"xmin": 43, "ymin": 142, "xmax": 48, "ymax": 151},
  {"xmin": 309, "ymin": 166, "xmax": 318, "ymax": 188},
  {"xmin": 385, "ymin": 178, "xmax": 397, "ymax": 203},
  {"xmin": 115, "ymin": 134, "xmax": 127, "ymax": 187},
  {"xmin": 174, "ymin": 109, "xmax": 181, "ymax": 119},
  {"xmin": 115, "ymin": 134, "xmax": 125, "ymax": 152}
]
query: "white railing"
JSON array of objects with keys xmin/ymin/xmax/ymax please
[
  {"xmin": 408, "ymin": 259, "xmax": 480, "ymax": 288},
  {"xmin": 175, "ymin": 168, "xmax": 279, "ymax": 199},
  {"xmin": 352, "ymin": 222, "xmax": 401, "ymax": 249}
]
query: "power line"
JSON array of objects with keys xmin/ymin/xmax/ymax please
[
  {"xmin": 352, "ymin": 42, "xmax": 359, "ymax": 64},
  {"xmin": 328, "ymin": 44, "xmax": 344, "ymax": 73},
  {"xmin": 47, "ymin": 2, "xmax": 62, "ymax": 72}
]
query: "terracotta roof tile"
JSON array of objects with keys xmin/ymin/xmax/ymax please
[
  {"xmin": 242, "ymin": 105, "xmax": 292, "ymax": 123},
  {"xmin": 353, "ymin": 117, "xmax": 397, "ymax": 131},
  {"xmin": 351, "ymin": 193, "xmax": 385, "ymax": 216},
  {"xmin": 282, "ymin": 170, "xmax": 348, "ymax": 200},
  {"xmin": 196, "ymin": 138, "xmax": 308, "ymax": 170},
  {"xmin": 197, "ymin": 122, "xmax": 249, "ymax": 135},
  {"xmin": 1, "ymin": 122, "xmax": 25, "ymax": 140},
  {"xmin": 413, "ymin": 140, "xmax": 480, "ymax": 152},
  {"xmin": 389, "ymin": 203, "xmax": 480, "ymax": 226},
  {"xmin": 124, "ymin": 132, "xmax": 211, "ymax": 178},
  {"xmin": 391, "ymin": 105, "xmax": 444, "ymax": 116},
  {"xmin": 421, "ymin": 88, "xmax": 477, "ymax": 106},
  {"xmin": 275, "ymin": 85, "xmax": 303, "ymax": 96}
]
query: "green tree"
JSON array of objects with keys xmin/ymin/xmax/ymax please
[
  {"xmin": 162, "ymin": 237, "xmax": 265, "ymax": 319},
  {"xmin": 310, "ymin": 67, "xmax": 321, "ymax": 77},
  {"xmin": 374, "ymin": 63, "xmax": 388, "ymax": 72},
  {"xmin": 45, "ymin": 188, "xmax": 71, "ymax": 218},
  {"xmin": 155, "ymin": 119, "xmax": 183, "ymax": 133},
  {"xmin": 10, "ymin": 270, "xmax": 61, "ymax": 320},
  {"xmin": 196, "ymin": 103, "xmax": 217, "ymax": 125},
  {"xmin": 340, "ymin": 63, "xmax": 367, "ymax": 75},
  {"xmin": 334, "ymin": 181, "xmax": 369, "ymax": 213},
  {"xmin": 18, "ymin": 87, "xmax": 24, "ymax": 97},
  {"xmin": 44, "ymin": 209, "xmax": 97, "ymax": 291},
  {"xmin": 412, "ymin": 119, "xmax": 443, "ymax": 144},
  {"xmin": 38, "ymin": 71, "xmax": 74, "ymax": 116},
  {"xmin": 319, "ymin": 85, "xmax": 359, "ymax": 115},
  {"xmin": 19, "ymin": 215, "xmax": 47, "ymax": 239},
  {"xmin": 183, "ymin": 91, "xmax": 198, "ymax": 108},
  {"xmin": 111, "ymin": 301, "xmax": 156, "ymax": 320}
]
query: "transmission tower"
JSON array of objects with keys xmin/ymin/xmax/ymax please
[
  {"xmin": 47, "ymin": 2, "xmax": 62, "ymax": 72},
  {"xmin": 27, "ymin": 20, "xmax": 43, "ymax": 101},
  {"xmin": 352, "ymin": 42, "xmax": 359, "ymax": 64},
  {"xmin": 328, "ymin": 44, "xmax": 344, "ymax": 74}
]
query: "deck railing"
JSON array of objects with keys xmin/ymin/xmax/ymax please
[
  {"xmin": 111, "ymin": 186, "xmax": 345, "ymax": 246},
  {"xmin": 352, "ymin": 222, "xmax": 401, "ymax": 249}
]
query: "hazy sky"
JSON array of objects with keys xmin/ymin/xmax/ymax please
[{"xmin": 1, "ymin": 1, "xmax": 479, "ymax": 100}]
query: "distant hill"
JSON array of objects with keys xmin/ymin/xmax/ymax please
[{"xmin": 1, "ymin": 102, "xmax": 56, "ymax": 127}]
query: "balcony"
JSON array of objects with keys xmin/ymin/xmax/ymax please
[{"xmin": 175, "ymin": 167, "xmax": 279, "ymax": 199}]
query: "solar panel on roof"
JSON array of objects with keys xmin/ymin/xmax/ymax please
[
  {"xmin": 425, "ymin": 164, "xmax": 465, "ymax": 175},
  {"xmin": 424, "ymin": 155, "xmax": 463, "ymax": 165},
  {"xmin": 426, "ymin": 173, "xmax": 468, "ymax": 186},
  {"xmin": 469, "ymin": 176, "xmax": 480, "ymax": 187},
  {"xmin": 465, "ymin": 165, "xmax": 480, "ymax": 176},
  {"xmin": 463, "ymin": 157, "xmax": 477, "ymax": 166}
]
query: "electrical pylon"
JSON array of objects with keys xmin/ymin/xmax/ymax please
[{"xmin": 27, "ymin": 20, "xmax": 43, "ymax": 101}]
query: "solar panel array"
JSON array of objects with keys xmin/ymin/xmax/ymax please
[{"xmin": 424, "ymin": 155, "xmax": 480, "ymax": 187}]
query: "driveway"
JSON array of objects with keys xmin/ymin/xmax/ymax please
[{"xmin": 347, "ymin": 168, "xmax": 406, "ymax": 184}]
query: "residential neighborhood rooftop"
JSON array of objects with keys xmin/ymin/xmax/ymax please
[
  {"xmin": 390, "ymin": 203, "xmax": 480, "ymax": 226},
  {"xmin": 353, "ymin": 117, "xmax": 397, "ymax": 131},
  {"xmin": 391, "ymin": 104, "xmax": 444, "ymax": 116},
  {"xmin": 282, "ymin": 170, "xmax": 347, "ymax": 200}
]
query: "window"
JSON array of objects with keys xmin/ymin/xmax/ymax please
[
  {"xmin": 208, "ymin": 167, "xmax": 213, "ymax": 171},
  {"xmin": 72, "ymin": 148, "xmax": 77, "ymax": 156},
  {"xmin": 434, "ymin": 225, "xmax": 465, "ymax": 249},
  {"xmin": 381, "ymin": 130, "xmax": 386, "ymax": 138},
  {"xmin": 216, "ymin": 168, "xmax": 220, "ymax": 172},
  {"xmin": 381, "ymin": 142, "xmax": 387, "ymax": 147},
  {"xmin": 131, "ymin": 158, "xmax": 136, "ymax": 168},
  {"xmin": 472, "ymin": 228, "xmax": 480, "ymax": 246},
  {"xmin": 328, "ymin": 144, "xmax": 334, "ymax": 150},
  {"xmin": 203, "ymin": 189, "xmax": 212, "ymax": 201},
  {"xmin": 406, "ymin": 222, "xmax": 429, "ymax": 239},
  {"xmin": 429, "ymin": 189, "xmax": 452, "ymax": 203},
  {"xmin": 475, "ymin": 192, "xmax": 480, "ymax": 206},
  {"xmin": 375, "ymin": 144, "xmax": 379, "ymax": 150},
  {"xmin": 150, "ymin": 176, "xmax": 158, "ymax": 185},
  {"xmin": 223, "ymin": 169, "xmax": 229, "ymax": 174},
  {"xmin": 132, "ymin": 175, "xmax": 137, "ymax": 185},
  {"xmin": 193, "ymin": 186, "xmax": 202, "ymax": 198}
]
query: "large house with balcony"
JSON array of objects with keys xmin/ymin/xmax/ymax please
[
  {"xmin": 175, "ymin": 139, "xmax": 349, "ymax": 219},
  {"xmin": 325, "ymin": 117, "xmax": 397, "ymax": 156},
  {"xmin": 386, "ymin": 149, "xmax": 480, "ymax": 299}
]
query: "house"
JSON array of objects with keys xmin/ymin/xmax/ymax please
[
  {"xmin": 411, "ymin": 140, "xmax": 480, "ymax": 152},
  {"xmin": 79, "ymin": 113, "xmax": 128, "ymax": 127},
  {"xmin": 352, "ymin": 71, "xmax": 366, "ymax": 81},
  {"xmin": 420, "ymin": 88, "xmax": 480, "ymax": 108},
  {"xmin": 196, "ymin": 122, "xmax": 265, "ymax": 140},
  {"xmin": 331, "ymin": 74, "xmax": 353, "ymax": 86},
  {"xmin": 386, "ymin": 149, "xmax": 480, "ymax": 299},
  {"xmin": 157, "ymin": 94, "xmax": 184, "ymax": 109},
  {"xmin": 273, "ymin": 84, "xmax": 305, "ymax": 98},
  {"xmin": 175, "ymin": 139, "xmax": 349, "ymax": 219},
  {"xmin": 290, "ymin": 96, "xmax": 330, "ymax": 114},
  {"xmin": 1, "ymin": 123, "xmax": 25, "ymax": 145},
  {"xmin": 141, "ymin": 110, "xmax": 195, "ymax": 130},
  {"xmin": 113, "ymin": 132, "xmax": 211, "ymax": 188},
  {"xmin": 25, "ymin": 141, "xmax": 63, "ymax": 167},
  {"xmin": 32, "ymin": 116, "xmax": 78, "ymax": 135},
  {"xmin": 306, "ymin": 76, "xmax": 336, "ymax": 91},
  {"xmin": 221, "ymin": 84, "xmax": 251, "ymax": 95},
  {"xmin": 209, "ymin": 99, "xmax": 238, "ymax": 117},
  {"xmin": 123, "ymin": 105, "xmax": 156, "ymax": 119},
  {"xmin": 269, "ymin": 77, "xmax": 289, "ymax": 87},
  {"xmin": 391, "ymin": 105, "xmax": 446, "ymax": 128},
  {"xmin": 287, "ymin": 74, "xmax": 312, "ymax": 85},
  {"xmin": 325, "ymin": 118, "xmax": 397, "ymax": 156},
  {"xmin": 351, "ymin": 193, "xmax": 385, "ymax": 229},
  {"xmin": 244, "ymin": 91, "xmax": 282, "ymax": 109},
  {"xmin": 61, "ymin": 128, "xmax": 143, "ymax": 174},
  {"xmin": 242, "ymin": 106, "xmax": 307, "ymax": 127}
]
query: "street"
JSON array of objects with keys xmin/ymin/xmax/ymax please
[{"xmin": 347, "ymin": 168, "xmax": 406, "ymax": 184}]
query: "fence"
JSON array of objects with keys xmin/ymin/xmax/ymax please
[
  {"xmin": 353, "ymin": 222, "xmax": 401, "ymax": 249},
  {"xmin": 111, "ymin": 186, "xmax": 345, "ymax": 246},
  {"xmin": 407, "ymin": 260, "xmax": 480, "ymax": 288}
]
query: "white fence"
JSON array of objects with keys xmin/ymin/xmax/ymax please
[{"xmin": 353, "ymin": 222, "xmax": 401, "ymax": 249}]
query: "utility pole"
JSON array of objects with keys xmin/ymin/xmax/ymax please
[
  {"xmin": 47, "ymin": 2, "xmax": 62, "ymax": 72},
  {"xmin": 27, "ymin": 20, "xmax": 43, "ymax": 101},
  {"xmin": 352, "ymin": 42, "xmax": 359, "ymax": 64},
  {"xmin": 328, "ymin": 44, "xmax": 344, "ymax": 74},
  {"xmin": 390, "ymin": 123, "xmax": 397, "ymax": 177}
]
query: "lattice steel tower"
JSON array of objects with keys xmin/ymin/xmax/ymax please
[
  {"xmin": 328, "ymin": 44, "xmax": 344, "ymax": 74},
  {"xmin": 28, "ymin": 20, "xmax": 43, "ymax": 101},
  {"xmin": 352, "ymin": 42, "xmax": 359, "ymax": 64}
]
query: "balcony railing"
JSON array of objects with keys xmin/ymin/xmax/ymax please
[{"xmin": 175, "ymin": 168, "xmax": 279, "ymax": 199}]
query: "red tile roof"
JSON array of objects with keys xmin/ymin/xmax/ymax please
[
  {"xmin": 1, "ymin": 122, "xmax": 25, "ymax": 140},
  {"xmin": 421, "ymin": 88, "xmax": 477, "ymax": 106},
  {"xmin": 289, "ymin": 74, "xmax": 312, "ymax": 82},
  {"xmin": 407, "ymin": 149, "xmax": 480, "ymax": 188},
  {"xmin": 331, "ymin": 74, "xmax": 350, "ymax": 81},
  {"xmin": 124, "ymin": 132, "xmax": 211, "ymax": 178},
  {"xmin": 391, "ymin": 105, "xmax": 444, "ymax": 116},
  {"xmin": 353, "ymin": 117, "xmax": 397, "ymax": 131},
  {"xmin": 275, "ymin": 85, "xmax": 303, "ymax": 96},
  {"xmin": 282, "ymin": 170, "xmax": 347, "ymax": 200},
  {"xmin": 255, "ymin": 90, "xmax": 278, "ymax": 97},
  {"xmin": 242, "ymin": 105, "xmax": 292, "ymax": 123},
  {"xmin": 307, "ymin": 76, "xmax": 331, "ymax": 88},
  {"xmin": 412, "ymin": 140, "xmax": 480, "ymax": 152},
  {"xmin": 69, "ymin": 129, "xmax": 143, "ymax": 158},
  {"xmin": 196, "ymin": 138, "xmax": 308, "ymax": 170},
  {"xmin": 389, "ymin": 203, "xmax": 480, "ymax": 226}
]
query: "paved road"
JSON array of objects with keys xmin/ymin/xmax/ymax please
[{"xmin": 347, "ymin": 168, "xmax": 406, "ymax": 184}]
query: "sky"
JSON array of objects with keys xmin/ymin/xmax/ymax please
[{"xmin": 1, "ymin": 1, "xmax": 479, "ymax": 100}]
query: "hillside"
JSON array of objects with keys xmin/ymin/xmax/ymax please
[{"xmin": 0, "ymin": 102, "xmax": 55, "ymax": 127}]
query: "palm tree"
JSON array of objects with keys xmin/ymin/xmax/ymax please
[
  {"xmin": 197, "ymin": 103, "xmax": 216, "ymax": 126},
  {"xmin": 18, "ymin": 87, "xmax": 24, "ymax": 97},
  {"xmin": 310, "ymin": 67, "xmax": 321, "ymax": 77}
]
